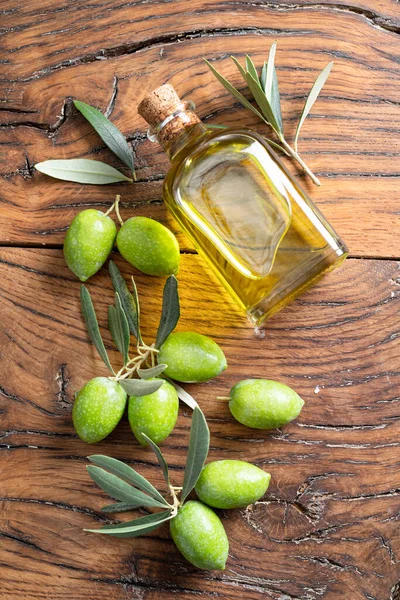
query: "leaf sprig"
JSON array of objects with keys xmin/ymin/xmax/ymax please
[
  {"xmin": 205, "ymin": 42, "xmax": 333, "ymax": 186},
  {"xmin": 85, "ymin": 406, "xmax": 210, "ymax": 537},
  {"xmin": 80, "ymin": 261, "xmax": 180, "ymax": 392},
  {"xmin": 35, "ymin": 100, "xmax": 136, "ymax": 184}
]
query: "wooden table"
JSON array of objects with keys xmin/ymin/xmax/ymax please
[{"xmin": 1, "ymin": 1, "xmax": 400, "ymax": 598}]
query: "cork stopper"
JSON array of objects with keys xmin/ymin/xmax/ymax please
[{"xmin": 138, "ymin": 84, "xmax": 200, "ymax": 148}]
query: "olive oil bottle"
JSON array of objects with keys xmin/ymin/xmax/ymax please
[{"xmin": 138, "ymin": 85, "xmax": 348, "ymax": 326}]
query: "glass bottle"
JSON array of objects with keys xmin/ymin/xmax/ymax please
[{"xmin": 138, "ymin": 85, "xmax": 348, "ymax": 326}]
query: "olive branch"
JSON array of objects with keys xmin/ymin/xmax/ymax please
[
  {"xmin": 80, "ymin": 260, "xmax": 181, "ymax": 397},
  {"xmin": 85, "ymin": 405, "xmax": 209, "ymax": 536}
]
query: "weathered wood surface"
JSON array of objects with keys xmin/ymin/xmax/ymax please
[
  {"xmin": 1, "ymin": 1, "xmax": 400, "ymax": 599},
  {"xmin": 1, "ymin": 249, "xmax": 400, "ymax": 600},
  {"xmin": 1, "ymin": 1, "xmax": 400, "ymax": 256}
]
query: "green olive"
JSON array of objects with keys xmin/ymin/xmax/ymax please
[
  {"xmin": 170, "ymin": 501, "xmax": 229, "ymax": 570},
  {"xmin": 116, "ymin": 216, "xmax": 180, "ymax": 276},
  {"xmin": 195, "ymin": 460, "xmax": 271, "ymax": 509},
  {"xmin": 128, "ymin": 379, "xmax": 179, "ymax": 445},
  {"xmin": 158, "ymin": 332, "xmax": 227, "ymax": 383},
  {"xmin": 64, "ymin": 209, "xmax": 116, "ymax": 281},
  {"xmin": 72, "ymin": 377, "xmax": 127, "ymax": 443},
  {"xmin": 229, "ymin": 379, "xmax": 304, "ymax": 429}
]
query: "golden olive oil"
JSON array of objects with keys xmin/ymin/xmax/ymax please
[{"xmin": 139, "ymin": 86, "xmax": 348, "ymax": 326}]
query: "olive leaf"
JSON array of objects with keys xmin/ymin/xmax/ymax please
[
  {"xmin": 88, "ymin": 455, "xmax": 169, "ymax": 506},
  {"xmin": 245, "ymin": 55, "xmax": 259, "ymax": 81},
  {"xmin": 261, "ymin": 42, "xmax": 283, "ymax": 133},
  {"xmin": 86, "ymin": 510, "xmax": 173, "ymax": 537},
  {"xmin": 206, "ymin": 56, "xmax": 285, "ymax": 154},
  {"xmin": 231, "ymin": 56, "xmax": 247, "ymax": 80},
  {"xmin": 204, "ymin": 59, "xmax": 266, "ymax": 124},
  {"xmin": 294, "ymin": 61, "xmax": 334, "ymax": 152},
  {"xmin": 35, "ymin": 159, "xmax": 132, "ymax": 185},
  {"xmin": 138, "ymin": 364, "xmax": 168, "ymax": 379},
  {"xmin": 165, "ymin": 378, "xmax": 199, "ymax": 410},
  {"xmin": 205, "ymin": 45, "xmax": 332, "ymax": 186},
  {"xmin": 246, "ymin": 71, "xmax": 281, "ymax": 134},
  {"xmin": 155, "ymin": 275, "xmax": 180, "ymax": 349},
  {"xmin": 80, "ymin": 285, "xmax": 114, "ymax": 374},
  {"xmin": 87, "ymin": 465, "xmax": 168, "ymax": 509},
  {"xmin": 101, "ymin": 502, "xmax": 141, "ymax": 513},
  {"xmin": 119, "ymin": 378, "xmax": 163, "ymax": 397},
  {"xmin": 181, "ymin": 407, "xmax": 210, "ymax": 502},
  {"xmin": 131, "ymin": 276, "xmax": 143, "ymax": 345},
  {"xmin": 74, "ymin": 100, "xmax": 136, "ymax": 180},
  {"xmin": 142, "ymin": 434, "xmax": 170, "ymax": 486},
  {"xmin": 109, "ymin": 260, "xmax": 139, "ymax": 341},
  {"xmin": 108, "ymin": 293, "xmax": 130, "ymax": 365}
]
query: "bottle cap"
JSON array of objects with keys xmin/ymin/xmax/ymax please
[{"xmin": 138, "ymin": 84, "xmax": 200, "ymax": 147}]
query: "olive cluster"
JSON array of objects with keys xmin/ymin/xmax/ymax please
[{"xmin": 65, "ymin": 206, "xmax": 304, "ymax": 571}]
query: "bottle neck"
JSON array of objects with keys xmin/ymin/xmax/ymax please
[{"xmin": 147, "ymin": 101, "xmax": 207, "ymax": 160}]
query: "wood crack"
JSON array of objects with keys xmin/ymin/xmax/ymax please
[
  {"xmin": 228, "ymin": 1, "xmax": 400, "ymax": 35},
  {"xmin": 0, "ymin": 497, "xmax": 111, "ymax": 523},
  {"xmin": 3, "ymin": 25, "xmax": 311, "ymax": 87},
  {"xmin": 295, "ymin": 554, "xmax": 364, "ymax": 575}
]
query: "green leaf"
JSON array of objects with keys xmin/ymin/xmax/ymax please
[
  {"xmin": 205, "ymin": 124, "xmax": 228, "ymax": 130},
  {"xmin": 181, "ymin": 407, "xmax": 210, "ymax": 502},
  {"xmin": 35, "ymin": 159, "xmax": 132, "ymax": 185},
  {"xmin": 87, "ymin": 466, "xmax": 168, "ymax": 508},
  {"xmin": 119, "ymin": 378, "xmax": 163, "ymax": 397},
  {"xmin": 142, "ymin": 434, "xmax": 170, "ymax": 486},
  {"xmin": 260, "ymin": 61, "xmax": 267, "ymax": 90},
  {"xmin": 109, "ymin": 260, "xmax": 139, "ymax": 340},
  {"xmin": 165, "ymin": 379, "xmax": 199, "ymax": 410},
  {"xmin": 263, "ymin": 43, "xmax": 283, "ymax": 133},
  {"xmin": 74, "ymin": 100, "xmax": 136, "ymax": 179},
  {"xmin": 138, "ymin": 364, "xmax": 168, "ymax": 379},
  {"xmin": 155, "ymin": 275, "xmax": 180, "ymax": 349},
  {"xmin": 264, "ymin": 43, "xmax": 277, "ymax": 104},
  {"xmin": 86, "ymin": 510, "xmax": 173, "ymax": 537},
  {"xmin": 101, "ymin": 502, "xmax": 141, "ymax": 513},
  {"xmin": 204, "ymin": 59, "xmax": 267, "ymax": 125},
  {"xmin": 109, "ymin": 293, "xmax": 130, "ymax": 364},
  {"xmin": 246, "ymin": 72, "xmax": 281, "ymax": 135},
  {"xmin": 88, "ymin": 455, "xmax": 169, "ymax": 506},
  {"xmin": 80, "ymin": 285, "xmax": 114, "ymax": 374},
  {"xmin": 245, "ymin": 55, "xmax": 259, "ymax": 83},
  {"xmin": 131, "ymin": 276, "xmax": 143, "ymax": 345},
  {"xmin": 295, "ymin": 61, "xmax": 333, "ymax": 150},
  {"xmin": 231, "ymin": 56, "xmax": 247, "ymax": 81}
]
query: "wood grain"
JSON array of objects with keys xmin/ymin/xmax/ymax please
[
  {"xmin": 0, "ymin": 3, "xmax": 399, "ymax": 256},
  {"xmin": 1, "ymin": 248, "xmax": 399, "ymax": 599},
  {"xmin": 1, "ymin": 0, "xmax": 400, "ymax": 598}
]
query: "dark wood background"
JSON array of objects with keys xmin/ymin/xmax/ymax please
[{"xmin": 1, "ymin": 1, "xmax": 400, "ymax": 599}]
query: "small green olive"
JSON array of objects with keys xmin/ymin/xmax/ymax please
[
  {"xmin": 128, "ymin": 379, "xmax": 179, "ymax": 445},
  {"xmin": 158, "ymin": 332, "xmax": 227, "ymax": 383},
  {"xmin": 195, "ymin": 460, "xmax": 271, "ymax": 509},
  {"xmin": 170, "ymin": 501, "xmax": 229, "ymax": 570},
  {"xmin": 64, "ymin": 209, "xmax": 116, "ymax": 281},
  {"xmin": 72, "ymin": 377, "xmax": 127, "ymax": 443},
  {"xmin": 116, "ymin": 216, "xmax": 180, "ymax": 276},
  {"xmin": 229, "ymin": 379, "xmax": 304, "ymax": 429}
]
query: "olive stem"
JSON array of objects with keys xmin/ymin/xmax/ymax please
[
  {"xmin": 169, "ymin": 484, "xmax": 181, "ymax": 516},
  {"xmin": 114, "ymin": 194, "xmax": 124, "ymax": 225},
  {"xmin": 109, "ymin": 343, "xmax": 160, "ymax": 383},
  {"xmin": 103, "ymin": 200, "xmax": 116, "ymax": 217},
  {"xmin": 138, "ymin": 343, "xmax": 159, "ymax": 354},
  {"xmin": 279, "ymin": 138, "xmax": 321, "ymax": 187}
]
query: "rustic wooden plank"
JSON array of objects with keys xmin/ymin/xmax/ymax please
[
  {"xmin": 1, "ymin": 25, "xmax": 399, "ymax": 255},
  {"xmin": 1, "ymin": 0, "xmax": 399, "ymax": 89},
  {"xmin": 1, "ymin": 248, "xmax": 399, "ymax": 599}
]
